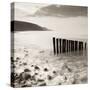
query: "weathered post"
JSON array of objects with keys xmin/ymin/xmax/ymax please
[
  {"xmin": 65, "ymin": 39, "xmax": 67, "ymax": 53},
  {"xmin": 61, "ymin": 39, "xmax": 63, "ymax": 53},
  {"xmin": 56, "ymin": 38, "xmax": 59, "ymax": 55},
  {"xmin": 62, "ymin": 39, "xmax": 66, "ymax": 53},
  {"xmin": 72, "ymin": 40, "xmax": 74, "ymax": 52},
  {"xmin": 68, "ymin": 40, "xmax": 71, "ymax": 52},
  {"xmin": 71, "ymin": 40, "xmax": 74, "ymax": 52},
  {"xmin": 79, "ymin": 41, "xmax": 83, "ymax": 51},
  {"xmin": 71, "ymin": 40, "xmax": 72, "ymax": 52},
  {"xmin": 85, "ymin": 42, "xmax": 87, "ymax": 55},
  {"xmin": 67, "ymin": 40, "xmax": 69, "ymax": 53},
  {"xmin": 59, "ymin": 39, "xmax": 61, "ymax": 53},
  {"xmin": 85, "ymin": 42, "xmax": 87, "ymax": 51},
  {"xmin": 75, "ymin": 41, "xmax": 78, "ymax": 51},
  {"xmin": 74, "ymin": 41, "xmax": 75, "ymax": 52},
  {"xmin": 83, "ymin": 42, "xmax": 85, "ymax": 55},
  {"xmin": 77, "ymin": 41, "xmax": 79, "ymax": 54},
  {"xmin": 81, "ymin": 42, "xmax": 83, "ymax": 51},
  {"xmin": 53, "ymin": 37, "xmax": 56, "ymax": 55},
  {"xmin": 79, "ymin": 41, "xmax": 81, "ymax": 51}
]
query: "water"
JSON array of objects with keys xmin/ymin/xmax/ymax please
[{"xmin": 14, "ymin": 31, "xmax": 87, "ymax": 50}]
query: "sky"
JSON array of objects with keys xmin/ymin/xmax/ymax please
[
  {"xmin": 11, "ymin": 2, "xmax": 88, "ymax": 40},
  {"xmin": 14, "ymin": 2, "xmax": 49, "ymax": 15},
  {"xmin": 13, "ymin": 2, "xmax": 87, "ymax": 17}
]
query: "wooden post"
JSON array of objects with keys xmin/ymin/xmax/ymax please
[
  {"xmin": 81, "ymin": 42, "xmax": 83, "ymax": 51},
  {"xmin": 77, "ymin": 41, "xmax": 79, "ymax": 54},
  {"xmin": 53, "ymin": 37, "xmax": 56, "ymax": 55},
  {"xmin": 75, "ymin": 41, "xmax": 78, "ymax": 51},
  {"xmin": 68, "ymin": 40, "xmax": 71, "ymax": 52},
  {"xmin": 67, "ymin": 40, "xmax": 69, "ymax": 53},
  {"xmin": 79, "ymin": 41, "xmax": 82, "ymax": 51},
  {"xmin": 71, "ymin": 40, "xmax": 74, "ymax": 52},
  {"xmin": 59, "ymin": 39, "xmax": 61, "ymax": 53},
  {"xmin": 72, "ymin": 41, "xmax": 74, "ymax": 52},
  {"xmin": 79, "ymin": 41, "xmax": 81, "ymax": 51},
  {"xmin": 56, "ymin": 38, "xmax": 59, "ymax": 55},
  {"xmin": 66, "ymin": 39, "xmax": 67, "ymax": 53},
  {"xmin": 61, "ymin": 39, "xmax": 63, "ymax": 53},
  {"xmin": 74, "ymin": 41, "xmax": 75, "ymax": 52},
  {"xmin": 62, "ymin": 39, "xmax": 66, "ymax": 53},
  {"xmin": 71, "ymin": 40, "xmax": 72, "ymax": 52},
  {"xmin": 85, "ymin": 42, "xmax": 87, "ymax": 51}
]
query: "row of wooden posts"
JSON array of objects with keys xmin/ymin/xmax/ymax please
[{"xmin": 53, "ymin": 37, "xmax": 87, "ymax": 55}]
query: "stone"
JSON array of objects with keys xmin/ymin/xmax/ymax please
[
  {"xmin": 47, "ymin": 75, "xmax": 53, "ymax": 80},
  {"xmin": 24, "ymin": 69, "xmax": 30, "ymax": 72},
  {"xmin": 44, "ymin": 68, "xmax": 48, "ymax": 72},
  {"xmin": 35, "ymin": 66, "xmax": 40, "ymax": 70},
  {"xmin": 39, "ymin": 83, "xmax": 46, "ymax": 86}
]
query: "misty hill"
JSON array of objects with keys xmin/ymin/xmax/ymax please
[
  {"xmin": 35, "ymin": 5, "xmax": 87, "ymax": 17},
  {"xmin": 11, "ymin": 21, "xmax": 49, "ymax": 31}
]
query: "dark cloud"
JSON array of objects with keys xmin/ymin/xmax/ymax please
[{"xmin": 35, "ymin": 5, "xmax": 88, "ymax": 17}]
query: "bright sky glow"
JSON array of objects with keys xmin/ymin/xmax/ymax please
[{"xmin": 15, "ymin": 2, "xmax": 48, "ymax": 15}]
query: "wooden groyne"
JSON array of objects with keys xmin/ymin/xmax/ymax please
[{"xmin": 53, "ymin": 37, "xmax": 87, "ymax": 55}]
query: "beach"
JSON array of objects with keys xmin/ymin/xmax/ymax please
[{"xmin": 11, "ymin": 31, "xmax": 88, "ymax": 87}]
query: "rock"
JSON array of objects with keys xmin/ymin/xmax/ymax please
[
  {"xmin": 25, "ymin": 74, "xmax": 31, "ymax": 80},
  {"xmin": 19, "ymin": 64, "xmax": 22, "ymax": 66},
  {"xmin": 19, "ymin": 72, "xmax": 31, "ymax": 82},
  {"xmin": 37, "ymin": 79, "xmax": 44, "ymax": 82},
  {"xmin": 53, "ymin": 71, "xmax": 57, "ymax": 74},
  {"xmin": 67, "ymin": 67, "xmax": 72, "ymax": 72},
  {"xmin": 24, "ymin": 69, "xmax": 30, "ymax": 72},
  {"xmin": 31, "ymin": 75, "xmax": 36, "ymax": 81},
  {"xmin": 47, "ymin": 75, "xmax": 53, "ymax": 80},
  {"xmin": 44, "ymin": 68, "xmax": 48, "ymax": 72},
  {"xmin": 25, "ymin": 54, "xmax": 28, "ymax": 57},
  {"xmin": 65, "ymin": 76, "xmax": 67, "ymax": 80},
  {"xmin": 35, "ymin": 73, "xmax": 38, "ymax": 75},
  {"xmin": 35, "ymin": 66, "xmax": 40, "ymax": 70},
  {"xmin": 21, "ymin": 84, "xmax": 31, "ymax": 87},
  {"xmin": 58, "ymin": 83, "xmax": 61, "ymax": 85},
  {"xmin": 31, "ymin": 65, "xmax": 34, "ymax": 67},
  {"xmin": 16, "ymin": 57, "xmax": 20, "ymax": 60},
  {"xmin": 39, "ymin": 50, "xmax": 44, "ymax": 53},
  {"xmin": 39, "ymin": 83, "xmax": 46, "ymax": 86},
  {"xmin": 23, "ymin": 63, "xmax": 27, "ymax": 66},
  {"xmin": 72, "ymin": 79, "xmax": 77, "ymax": 84}
]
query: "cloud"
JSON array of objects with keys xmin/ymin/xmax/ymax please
[{"xmin": 34, "ymin": 5, "xmax": 88, "ymax": 17}]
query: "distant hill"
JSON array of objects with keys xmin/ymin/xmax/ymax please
[{"xmin": 11, "ymin": 20, "xmax": 49, "ymax": 31}]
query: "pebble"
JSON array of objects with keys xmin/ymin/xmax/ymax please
[
  {"xmin": 39, "ymin": 83, "xmax": 46, "ymax": 86},
  {"xmin": 47, "ymin": 75, "xmax": 53, "ymax": 80},
  {"xmin": 44, "ymin": 68, "xmax": 48, "ymax": 72},
  {"xmin": 24, "ymin": 69, "xmax": 30, "ymax": 72},
  {"xmin": 35, "ymin": 66, "xmax": 40, "ymax": 70},
  {"xmin": 23, "ymin": 63, "xmax": 27, "ymax": 66},
  {"xmin": 37, "ymin": 79, "xmax": 44, "ymax": 82}
]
